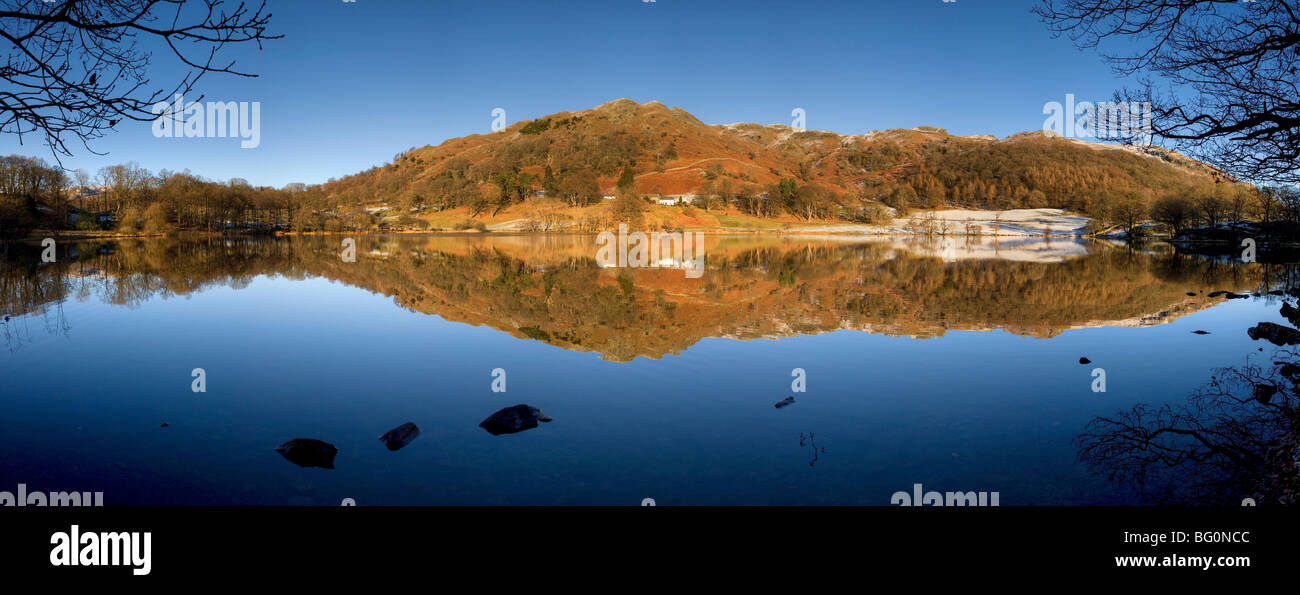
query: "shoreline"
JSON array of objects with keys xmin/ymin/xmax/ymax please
[{"xmin": 13, "ymin": 228, "xmax": 1298, "ymax": 245}]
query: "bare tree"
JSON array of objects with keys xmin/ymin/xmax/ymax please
[
  {"xmin": 0, "ymin": 0, "xmax": 279, "ymax": 160},
  {"xmin": 1036, "ymin": 0, "xmax": 1300, "ymax": 184},
  {"xmin": 1111, "ymin": 191, "xmax": 1148, "ymax": 236},
  {"xmin": 1257, "ymin": 186, "xmax": 1281, "ymax": 223}
]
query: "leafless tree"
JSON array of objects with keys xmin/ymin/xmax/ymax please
[
  {"xmin": 0, "ymin": 0, "xmax": 279, "ymax": 160},
  {"xmin": 1036, "ymin": 1, "xmax": 1300, "ymax": 184}
]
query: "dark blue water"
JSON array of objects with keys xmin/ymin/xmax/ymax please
[{"xmin": 0, "ymin": 235, "xmax": 1294, "ymax": 504}]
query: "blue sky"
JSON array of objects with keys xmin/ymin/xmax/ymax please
[{"xmin": 0, "ymin": 0, "xmax": 1142, "ymax": 187}]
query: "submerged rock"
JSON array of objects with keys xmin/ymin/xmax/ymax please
[
  {"xmin": 379, "ymin": 422, "xmax": 421, "ymax": 451},
  {"xmin": 1079, "ymin": 357, "xmax": 1091, "ymax": 365},
  {"xmin": 1247, "ymin": 322, "xmax": 1300, "ymax": 346},
  {"xmin": 479, "ymin": 405, "xmax": 552, "ymax": 435},
  {"xmin": 1192, "ymin": 330, "xmax": 1210, "ymax": 335},
  {"xmin": 275, "ymin": 438, "xmax": 338, "ymax": 469},
  {"xmin": 775, "ymin": 396, "xmax": 796, "ymax": 409}
]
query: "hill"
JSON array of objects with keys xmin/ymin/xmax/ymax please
[{"xmin": 317, "ymin": 98, "xmax": 1248, "ymax": 229}]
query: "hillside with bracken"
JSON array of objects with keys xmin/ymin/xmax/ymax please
[{"xmin": 317, "ymin": 98, "xmax": 1246, "ymax": 231}]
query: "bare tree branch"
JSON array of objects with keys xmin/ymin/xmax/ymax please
[
  {"xmin": 1036, "ymin": 0, "xmax": 1300, "ymax": 184},
  {"xmin": 0, "ymin": 0, "xmax": 280, "ymax": 163}
]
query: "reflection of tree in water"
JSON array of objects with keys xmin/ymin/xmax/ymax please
[
  {"xmin": 799, "ymin": 432, "xmax": 826, "ymax": 467},
  {"xmin": 0, "ymin": 245, "xmax": 71, "ymax": 353},
  {"xmin": 0, "ymin": 235, "xmax": 1290, "ymax": 360},
  {"xmin": 1078, "ymin": 328, "xmax": 1300, "ymax": 505}
]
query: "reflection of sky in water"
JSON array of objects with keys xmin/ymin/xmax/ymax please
[{"xmin": 0, "ymin": 262, "xmax": 1292, "ymax": 505}]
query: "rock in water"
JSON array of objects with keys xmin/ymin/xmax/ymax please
[
  {"xmin": 1192, "ymin": 330, "xmax": 1210, "ymax": 335},
  {"xmin": 479, "ymin": 405, "xmax": 552, "ymax": 436},
  {"xmin": 1281, "ymin": 303, "xmax": 1300, "ymax": 327},
  {"xmin": 275, "ymin": 438, "xmax": 338, "ymax": 469},
  {"xmin": 379, "ymin": 422, "xmax": 421, "ymax": 451},
  {"xmin": 775, "ymin": 396, "xmax": 796, "ymax": 409},
  {"xmin": 1079, "ymin": 357, "xmax": 1091, "ymax": 365},
  {"xmin": 1247, "ymin": 322, "xmax": 1300, "ymax": 346}
]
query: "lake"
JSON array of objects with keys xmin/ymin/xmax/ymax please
[{"xmin": 1, "ymin": 234, "xmax": 1296, "ymax": 505}]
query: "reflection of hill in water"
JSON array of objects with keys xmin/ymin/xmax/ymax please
[{"xmin": 0, "ymin": 234, "xmax": 1283, "ymax": 361}]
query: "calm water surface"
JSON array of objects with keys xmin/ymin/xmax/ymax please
[{"xmin": 0, "ymin": 234, "xmax": 1295, "ymax": 505}]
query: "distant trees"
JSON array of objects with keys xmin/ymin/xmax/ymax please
[
  {"xmin": 611, "ymin": 186, "xmax": 644, "ymax": 224},
  {"xmin": 1256, "ymin": 188, "xmax": 1282, "ymax": 224},
  {"xmin": 1151, "ymin": 195, "xmax": 1196, "ymax": 236},
  {"xmin": 99, "ymin": 163, "xmax": 154, "ymax": 215},
  {"xmin": 792, "ymin": 184, "xmax": 839, "ymax": 220},
  {"xmin": 142, "ymin": 202, "xmax": 174, "ymax": 233},
  {"xmin": 0, "ymin": 160, "xmax": 347, "ymax": 235},
  {"xmin": 883, "ymin": 184, "xmax": 916, "ymax": 214},
  {"xmin": 735, "ymin": 184, "xmax": 765, "ymax": 217},
  {"xmin": 769, "ymin": 178, "xmax": 798, "ymax": 210},
  {"xmin": 0, "ymin": 155, "xmax": 66, "ymax": 238},
  {"xmin": 519, "ymin": 119, "xmax": 552, "ymax": 135},
  {"xmin": 1275, "ymin": 186, "xmax": 1300, "ymax": 224},
  {"xmin": 557, "ymin": 169, "xmax": 600, "ymax": 207},
  {"xmin": 1196, "ymin": 194, "xmax": 1227, "ymax": 230},
  {"xmin": 1111, "ymin": 192, "xmax": 1148, "ymax": 236}
]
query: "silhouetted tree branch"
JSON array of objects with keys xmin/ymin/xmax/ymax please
[
  {"xmin": 0, "ymin": 0, "xmax": 279, "ymax": 161},
  {"xmin": 1036, "ymin": 0, "xmax": 1300, "ymax": 183}
]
